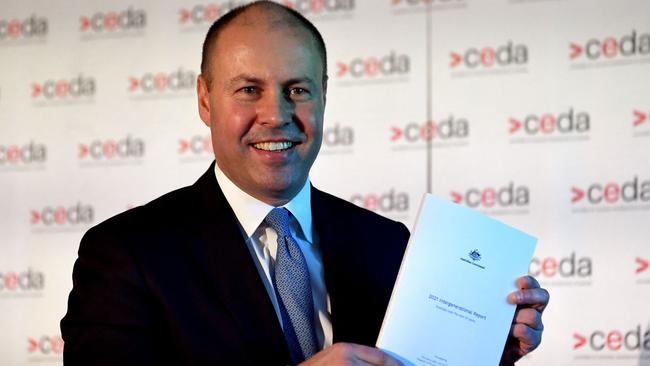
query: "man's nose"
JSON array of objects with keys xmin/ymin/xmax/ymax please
[{"xmin": 257, "ymin": 91, "xmax": 292, "ymax": 127}]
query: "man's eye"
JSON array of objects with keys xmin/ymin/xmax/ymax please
[
  {"xmin": 240, "ymin": 86, "xmax": 257, "ymax": 94},
  {"xmin": 289, "ymin": 87, "xmax": 310, "ymax": 98}
]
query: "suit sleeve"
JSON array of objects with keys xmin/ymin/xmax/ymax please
[{"xmin": 61, "ymin": 224, "xmax": 165, "ymax": 366}]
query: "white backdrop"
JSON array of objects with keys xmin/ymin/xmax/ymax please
[{"xmin": 1, "ymin": 0, "xmax": 649, "ymax": 365}]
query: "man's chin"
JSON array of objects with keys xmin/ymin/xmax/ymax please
[{"xmin": 250, "ymin": 175, "xmax": 305, "ymax": 205}]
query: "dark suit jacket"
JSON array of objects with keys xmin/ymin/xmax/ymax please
[{"xmin": 61, "ymin": 163, "xmax": 410, "ymax": 365}]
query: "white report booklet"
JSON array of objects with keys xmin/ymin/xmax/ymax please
[{"xmin": 376, "ymin": 194, "xmax": 537, "ymax": 366}]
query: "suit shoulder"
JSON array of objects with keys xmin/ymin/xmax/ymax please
[
  {"xmin": 313, "ymin": 188, "xmax": 410, "ymax": 235},
  {"xmin": 85, "ymin": 184, "xmax": 197, "ymax": 238}
]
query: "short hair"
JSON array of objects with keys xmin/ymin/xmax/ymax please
[{"xmin": 200, "ymin": 1, "xmax": 328, "ymax": 88}]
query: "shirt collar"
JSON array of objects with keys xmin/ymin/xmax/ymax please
[{"xmin": 214, "ymin": 162, "xmax": 313, "ymax": 243}]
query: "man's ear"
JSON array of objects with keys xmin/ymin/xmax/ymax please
[
  {"xmin": 197, "ymin": 74, "xmax": 211, "ymax": 127},
  {"xmin": 322, "ymin": 75, "xmax": 328, "ymax": 106}
]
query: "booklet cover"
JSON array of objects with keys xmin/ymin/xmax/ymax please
[{"xmin": 376, "ymin": 194, "xmax": 537, "ymax": 366}]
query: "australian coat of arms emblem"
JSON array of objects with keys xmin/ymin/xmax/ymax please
[{"xmin": 469, "ymin": 249, "xmax": 482, "ymax": 261}]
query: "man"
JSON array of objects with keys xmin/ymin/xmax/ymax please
[{"xmin": 61, "ymin": 2, "xmax": 549, "ymax": 365}]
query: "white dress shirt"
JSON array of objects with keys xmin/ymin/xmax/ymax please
[{"xmin": 214, "ymin": 164, "xmax": 333, "ymax": 349}]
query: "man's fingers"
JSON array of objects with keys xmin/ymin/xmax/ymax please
[
  {"xmin": 317, "ymin": 343, "xmax": 405, "ymax": 366},
  {"xmin": 508, "ymin": 287, "xmax": 550, "ymax": 311},
  {"xmin": 350, "ymin": 344, "xmax": 403, "ymax": 366},
  {"xmin": 513, "ymin": 308, "xmax": 544, "ymax": 331},
  {"xmin": 323, "ymin": 343, "xmax": 403, "ymax": 366},
  {"xmin": 509, "ymin": 323, "xmax": 542, "ymax": 351},
  {"xmin": 508, "ymin": 276, "xmax": 549, "ymax": 312},
  {"xmin": 516, "ymin": 275, "xmax": 540, "ymax": 290}
]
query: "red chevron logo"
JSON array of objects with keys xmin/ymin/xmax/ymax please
[
  {"xmin": 633, "ymin": 110, "xmax": 647, "ymax": 126},
  {"xmin": 573, "ymin": 333, "xmax": 587, "ymax": 349},
  {"xmin": 450, "ymin": 52, "xmax": 462, "ymax": 68},
  {"xmin": 179, "ymin": 9, "xmax": 191, "ymax": 24},
  {"xmin": 569, "ymin": 43, "xmax": 583, "ymax": 59},
  {"xmin": 390, "ymin": 127, "xmax": 403, "ymax": 141},
  {"xmin": 27, "ymin": 338, "xmax": 38, "ymax": 352},
  {"xmin": 637, "ymin": 257, "xmax": 649, "ymax": 274},
  {"xmin": 128, "ymin": 77, "xmax": 139, "ymax": 91},
  {"xmin": 178, "ymin": 139, "xmax": 189, "ymax": 154},
  {"xmin": 571, "ymin": 187, "xmax": 585, "ymax": 203},
  {"xmin": 30, "ymin": 210, "xmax": 41, "ymax": 224},
  {"xmin": 336, "ymin": 62, "xmax": 348, "ymax": 77},
  {"xmin": 509, "ymin": 118, "xmax": 522, "ymax": 134},
  {"xmin": 31, "ymin": 84, "xmax": 42, "ymax": 97},
  {"xmin": 79, "ymin": 16, "xmax": 91, "ymax": 31},
  {"xmin": 78, "ymin": 144, "xmax": 89, "ymax": 158}
]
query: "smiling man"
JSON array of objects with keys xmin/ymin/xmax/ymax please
[
  {"xmin": 61, "ymin": 2, "xmax": 548, "ymax": 365},
  {"xmin": 196, "ymin": 3, "xmax": 325, "ymax": 207}
]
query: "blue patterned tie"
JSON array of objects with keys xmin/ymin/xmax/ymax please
[{"xmin": 265, "ymin": 208, "xmax": 318, "ymax": 364}]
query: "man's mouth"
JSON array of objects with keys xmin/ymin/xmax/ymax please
[{"xmin": 252, "ymin": 141, "xmax": 297, "ymax": 152}]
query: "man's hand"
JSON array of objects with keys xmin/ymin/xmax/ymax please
[
  {"xmin": 300, "ymin": 343, "xmax": 404, "ymax": 366},
  {"xmin": 500, "ymin": 275, "xmax": 550, "ymax": 365}
]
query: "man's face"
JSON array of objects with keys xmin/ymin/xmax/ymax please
[{"xmin": 198, "ymin": 18, "xmax": 325, "ymax": 206}]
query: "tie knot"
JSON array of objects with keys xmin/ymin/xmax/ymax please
[{"xmin": 264, "ymin": 207, "xmax": 290, "ymax": 237}]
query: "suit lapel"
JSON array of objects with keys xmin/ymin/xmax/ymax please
[
  {"xmin": 311, "ymin": 186, "xmax": 363, "ymax": 344},
  {"xmin": 312, "ymin": 186, "xmax": 400, "ymax": 347},
  {"xmin": 190, "ymin": 163, "xmax": 290, "ymax": 363}
]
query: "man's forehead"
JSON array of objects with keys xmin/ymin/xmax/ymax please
[
  {"xmin": 215, "ymin": 27, "xmax": 317, "ymax": 62},
  {"xmin": 218, "ymin": 8, "xmax": 313, "ymax": 46},
  {"xmin": 229, "ymin": 5, "xmax": 305, "ymax": 30},
  {"xmin": 212, "ymin": 13, "xmax": 320, "ymax": 69},
  {"xmin": 211, "ymin": 33, "xmax": 321, "ymax": 88},
  {"xmin": 202, "ymin": 4, "xmax": 326, "ymax": 88}
]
